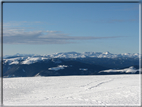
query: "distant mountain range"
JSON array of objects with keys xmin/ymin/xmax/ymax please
[
  {"xmin": 3, "ymin": 51, "xmax": 140, "ymax": 77},
  {"xmin": 4, "ymin": 51, "xmax": 140, "ymax": 59}
]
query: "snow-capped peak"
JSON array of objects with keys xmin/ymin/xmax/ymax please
[
  {"xmin": 103, "ymin": 51, "xmax": 110, "ymax": 55},
  {"xmin": 3, "ymin": 51, "xmax": 140, "ymax": 65}
]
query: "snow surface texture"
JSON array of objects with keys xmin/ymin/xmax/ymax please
[
  {"xmin": 3, "ymin": 51, "xmax": 140, "ymax": 65},
  {"xmin": 3, "ymin": 74, "xmax": 141, "ymax": 106}
]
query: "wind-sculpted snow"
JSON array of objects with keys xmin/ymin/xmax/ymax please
[
  {"xmin": 3, "ymin": 51, "xmax": 140, "ymax": 65},
  {"xmin": 3, "ymin": 75, "xmax": 141, "ymax": 106}
]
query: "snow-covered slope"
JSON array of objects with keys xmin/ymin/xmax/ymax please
[
  {"xmin": 3, "ymin": 51, "xmax": 140, "ymax": 65},
  {"xmin": 48, "ymin": 65, "xmax": 68, "ymax": 71},
  {"xmin": 3, "ymin": 74, "xmax": 141, "ymax": 106}
]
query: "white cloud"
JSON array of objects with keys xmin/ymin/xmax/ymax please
[
  {"xmin": 3, "ymin": 28, "xmax": 122, "ymax": 44},
  {"xmin": 3, "ymin": 21, "xmax": 123, "ymax": 44}
]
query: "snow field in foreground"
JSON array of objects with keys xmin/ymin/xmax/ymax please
[{"xmin": 3, "ymin": 74, "xmax": 141, "ymax": 106}]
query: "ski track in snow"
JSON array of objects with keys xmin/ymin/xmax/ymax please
[
  {"xmin": 3, "ymin": 74, "xmax": 141, "ymax": 106},
  {"xmin": 88, "ymin": 79, "xmax": 113, "ymax": 89}
]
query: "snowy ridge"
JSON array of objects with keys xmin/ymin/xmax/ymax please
[
  {"xmin": 22, "ymin": 57, "xmax": 42, "ymax": 64},
  {"xmin": 99, "ymin": 66, "xmax": 139, "ymax": 74},
  {"xmin": 3, "ymin": 51, "xmax": 140, "ymax": 65}
]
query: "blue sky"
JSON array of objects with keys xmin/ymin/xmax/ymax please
[{"xmin": 3, "ymin": 3, "xmax": 139, "ymax": 55}]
